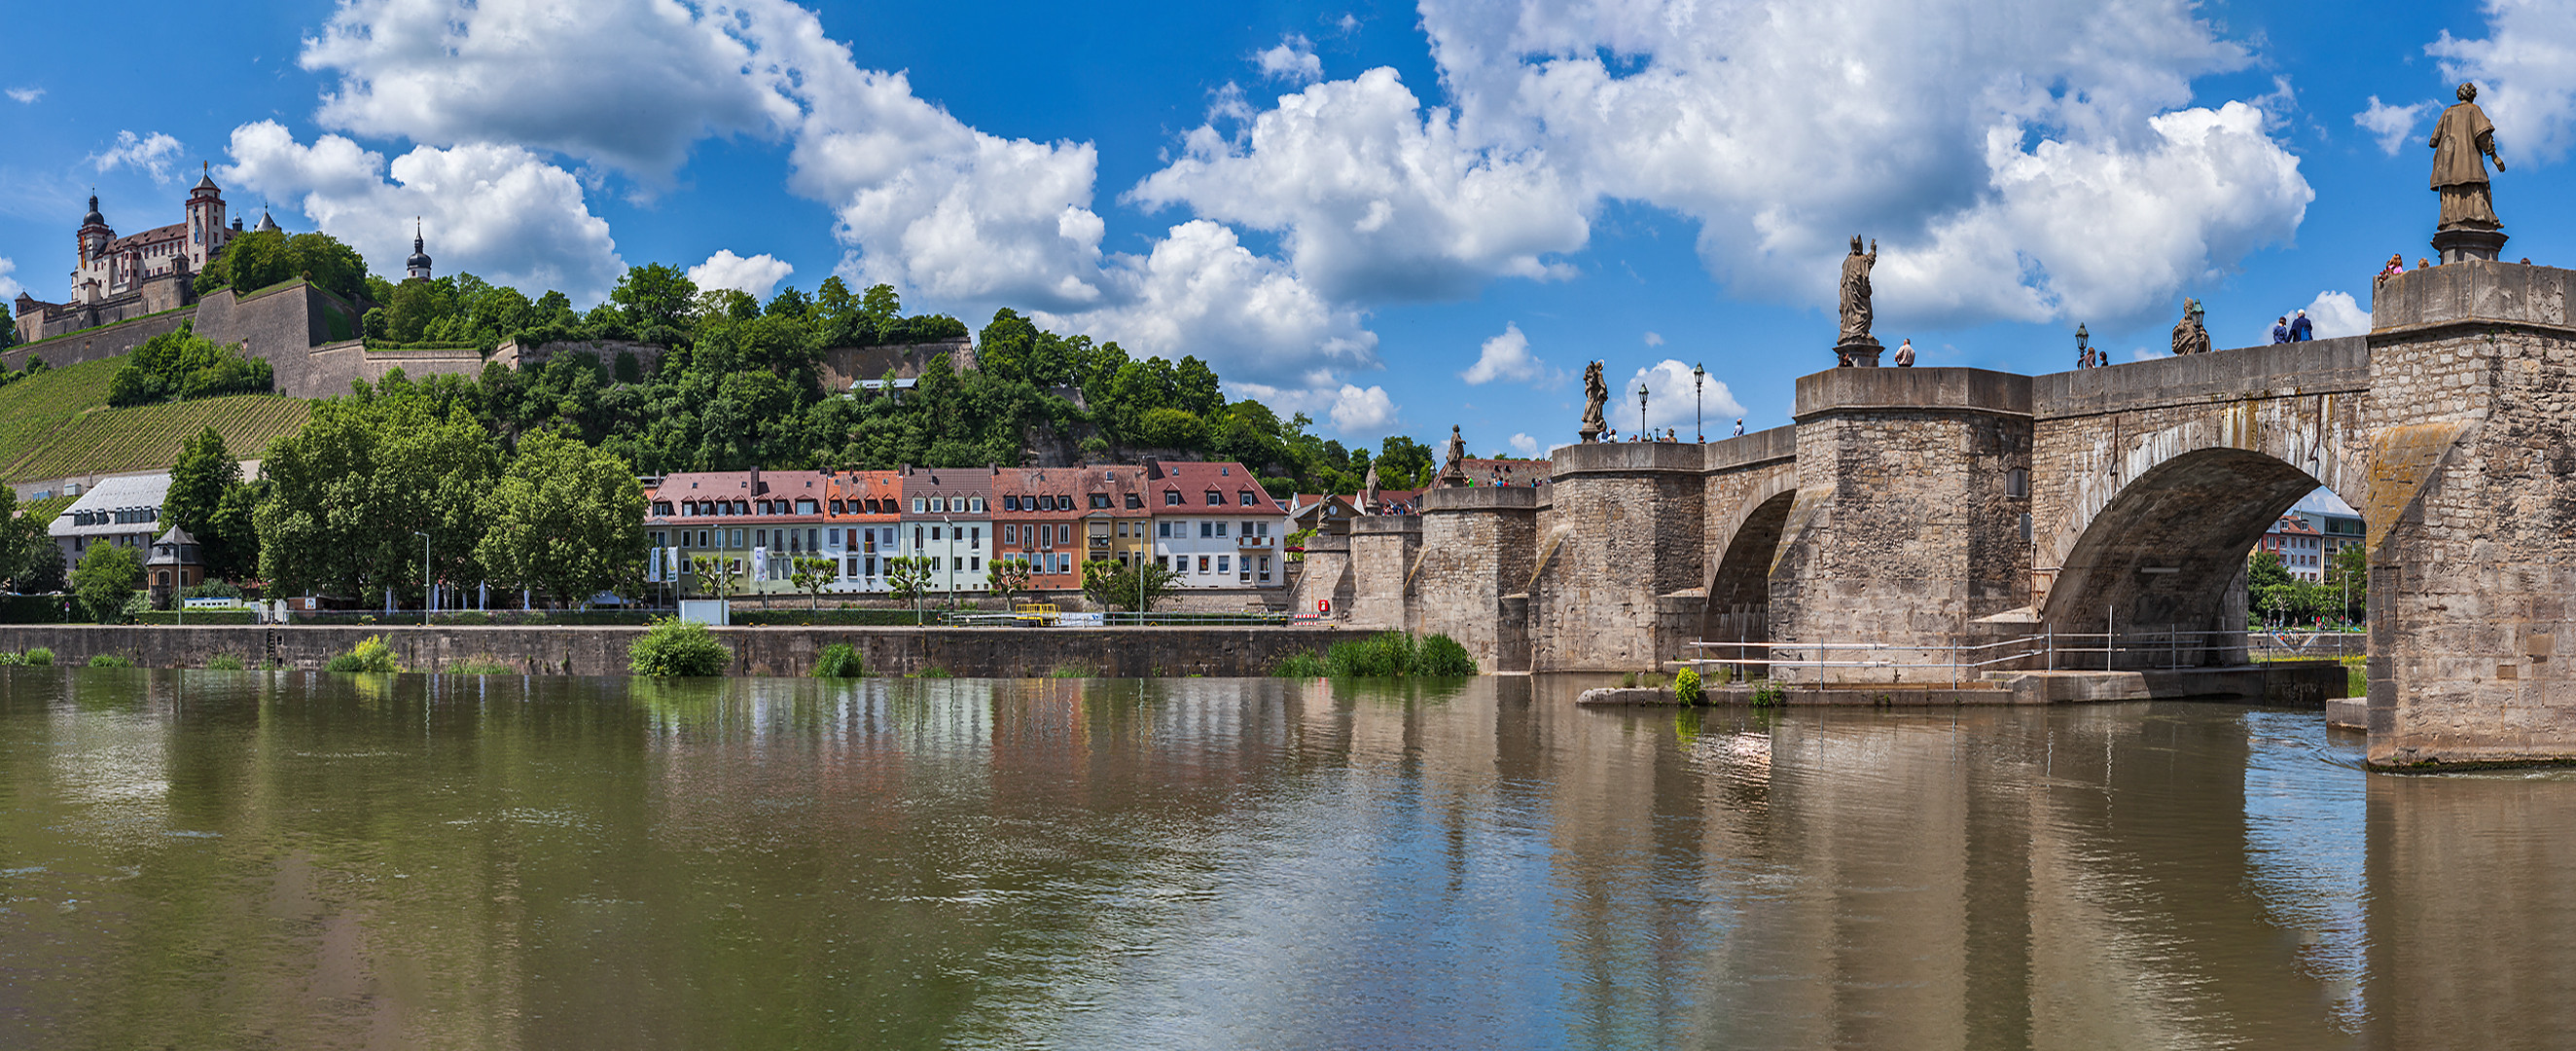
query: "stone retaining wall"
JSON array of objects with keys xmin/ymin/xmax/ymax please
[{"xmin": 0, "ymin": 624, "xmax": 1379, "ymax": 678}]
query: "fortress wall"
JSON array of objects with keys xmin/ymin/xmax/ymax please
[{"xmin": 4, "ymin": 308, "xmax": 196, "ymax": 372}]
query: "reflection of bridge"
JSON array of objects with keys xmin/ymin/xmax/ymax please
[{"xmin": 1297, "ymin": 262, "xmax": 2576, "ymax": 769}]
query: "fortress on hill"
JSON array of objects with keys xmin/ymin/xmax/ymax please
[
  {"xmin": 6, "ymin": 176, "xmax": 979, "ymax": 400},
  {"xmin": 7, "ymin": 175, "xmax": 491, "ymax": 398}
]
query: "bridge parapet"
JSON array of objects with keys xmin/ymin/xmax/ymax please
[
  {"xmin": 2374, "ymin": 259, "xmax": 2576, "ymax": 335},
  {"xmin": 2032, "ymin": 336, "xmax": 2369, "ymax": 418}
]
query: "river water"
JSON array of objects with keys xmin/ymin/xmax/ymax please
[{"xmin": 1, "ymin": 670, "xmax": 2572, "ymax": 1049}]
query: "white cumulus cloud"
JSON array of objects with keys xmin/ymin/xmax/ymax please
[
  {"xmin": 2304, "ymin": 290, "xmax": 2372, "ymax": 339},
  {"xmin": 0, "ymin": 257, "xmax": 21, "ymax": 301},
  {"xmin": 2429, "ymin": 0, "xmax": 2576, "ymax": 164},
  {"xmin": 1461, "ymin": 321, "xmax": 1549, "ymax": 384},
  {"xmin": 6, "ymin": 88, "xmax": 42, "ymax": 104},
  {"xmin": 300, "ymin": 0, "xmax": 792, "ymax": 178},
  {"xmin": 1037, "ymin": 219, "xmax": 1377, "ymax": 392},
  {"xmin": 91, "ymin": 131, "xmax": 186, "ymax": 184},
  {"xmin": 1257, "ymin": 34, "xmax": 1324, "ymax": 84},
  {"xmin": 1626, "ymin": 359, "xmax": 1745, "ymax": 437},
  {"xmin": 1509, "ymin": 432, "xmax": 1539, "ymax": 456},
  {"xmin": 2356, "ymin": 96, "xmax": 2439, "ymax": 156},
  {"xmin": 1132, "ymin": 67, "xmax": 1588, "ymax": 302},
  {"xmin": 1642, "ymin": 331, "xmax": 1664, "ymax": 346},
  {"xmin": 1328, "ymin": 383, "xmax": 1399, "ymax": 435},
  {"xmin": 1141, "ymin": 0, "xmax": 2313, "ymax": 329},
  {"xmin": 689, "ymin": 250, "xmax": 795, "ymax": 300},
  {"xmin": 221, "ymin": 121, "xmax": 625, "ymax": 302}
]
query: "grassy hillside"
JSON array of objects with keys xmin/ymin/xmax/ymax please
[{"xmin": 0, "ymin": 355, "xmax": 311, "ymax": 484}]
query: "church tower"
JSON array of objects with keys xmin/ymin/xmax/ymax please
[
  {"xmin": 405, "ymin": 220, "xmax": 433, "ymax": 281},
  {"xmin": 75, "ymin": 192, "xmax": 112, "ymax": 303},
  {"xmin": 184, "ymin": 163, "xmax": 227, "ymax": 272}
]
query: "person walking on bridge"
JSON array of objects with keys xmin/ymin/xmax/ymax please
[
  {"xmin": 2290, "ymin": 309, "xmax": 2313, "ymax": 342},
  {"xmin": 2271, "ymin": 316, "xmax": 2292, "ymax": 344}
]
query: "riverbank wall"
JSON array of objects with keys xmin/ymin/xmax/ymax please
[{"xmin": 0, "ymin": 625, "xmax": 1379, "ymax": 678}]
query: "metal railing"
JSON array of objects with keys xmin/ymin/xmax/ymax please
[
  {"xmin": 940, "ymin": 609, "xmax": 1303, "ymax": 628},
  {"xmin": 1688, "ymin": 630, "xmax": 2363, "ymax": 686}
]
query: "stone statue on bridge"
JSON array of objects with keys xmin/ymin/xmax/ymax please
[
  {"xmin": 2170, "ymin": 299, "xmax": 2211, "ymax": 356},
  {"xmin": 2431, "ymin": 82, "xmax": 2509, "ymax": 262},
  {"xmin": 1835, "ymin": 236, "xmax": 1881, "ymax": 367},
  {"xmin": 1579, "ymin": 361, "xmax": 1608, "ymax": 442},
  {"xmin": 1437, "ymin": 424, "xmax": 1470, "ymax": 488},
  {"xmin": 1363, "ymin": 460, "xmax": 1380, "ymax": 513}
]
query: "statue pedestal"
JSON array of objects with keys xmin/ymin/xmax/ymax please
[
  {"xmin": 1835, "ymin": 340, "xmax": 1883, "ymax": 368},
  {"xmin": 2434, "ymin": 227, "xmax": 2508, "ymax": 265}
]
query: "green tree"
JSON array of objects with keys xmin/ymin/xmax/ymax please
[
  {"xmin": 1173, "ymin": 355, "xmax": 1224, "ymax": 417},
  {"xmin": 108, "ymin": 326, "xmax": 272, "ymax": 406},
  {"xmin": 859, "ymin": 283, "xmax": 903, "ymax": 335},
  {"xmin": 1373, "ymin": 435, "xmax": 1437, "ymax": 490},
  {"xmin": 2325, "ymin": 544, "xmax": 2367, "ymax": 625},
  {"xmin": 0, "ymin": 487, "xmax": 54, "ymax": 591},
  {"xmin": 0, "ymin": 311, "xmax": 16, "ymax": 351},
  {"xmin": 205, "ymin": 481, "xmax": 265, "ymax": 583},
  {"xmin": 689, "ymin": 555, "xmax": 741, "ymax": 600},
  {"xmin": 611, "ymin": 264, "xmax": 698, "ymax": 330},
  {"xmin": 476, "ymin": 432, "xmax": 647, "ymax": 608},
  {"xmin": 989, "ymin": 557, "xmax": 1032, "ymax": 603},
  {"xmin": 161, "ymin": 424, "xmax": 237, "ymax": 546},
  {"xmin": 885, "ymin": 555, "xmax": 934, "ymax": 624},
  {"xmin": 1080, "ymin": 558, "xmax": 1180, "ymax": 614},
  {"xmin": 71, "ymin": 542, "xmax": 141, "ymax": 623},
  {"xmin": 256, "ymin": 384, "xmax": 500, "ymax": 604},
  {"xmin": 789, "ymin": 556, "xmax": 838, "ymax": 610}
]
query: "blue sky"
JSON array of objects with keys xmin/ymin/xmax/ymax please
[{"xmin": 1, "ymin": 0, "xmax": 2565, "ymax": 456}]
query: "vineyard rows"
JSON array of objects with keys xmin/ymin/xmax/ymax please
[{"xmin": 0, "ymin": 355, "xmax": 312, "ymax": 484}]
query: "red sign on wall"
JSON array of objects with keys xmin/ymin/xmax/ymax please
[{"xmin": 1317, "ymin": 599, "xmax": 1332, "ymax": 614}]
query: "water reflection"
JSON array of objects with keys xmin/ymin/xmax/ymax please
[{"xmin": 0, "ymin": 669, "xmax": 2570, "ymax": 1048}]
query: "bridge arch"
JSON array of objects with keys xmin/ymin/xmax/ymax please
[
  {"xmin": 2038, "ymin": 443, "xmax": 2358, "ymax": 661},
  {"xmin": 1699, "ymin": 471, "xmax": 1800, "ymax": 654}
]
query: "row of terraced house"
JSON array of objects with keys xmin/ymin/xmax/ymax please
[{"xmin": 640, "ymin": 457, "xmax": 1291, "ymax": 598}]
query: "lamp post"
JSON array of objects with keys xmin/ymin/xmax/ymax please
[
  {"xmin": 2075, "ymin": 323, "xmax": 2092, "ymax": 369},
  {"xmin": 1637, "ymin": 381, "xmax": 1651, "ymax": 439},
  {"xmin": 412, "ymin": 531, "xmax": 430, "ymax": 626},
  {"xmin": 1693, "ymin": 362, "xmax": 1706, "ymax": 443}
]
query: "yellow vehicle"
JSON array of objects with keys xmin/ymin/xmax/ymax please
[{"xmin": 1011, "ymin": 602, "xmax": 1059, "ymax": 627}]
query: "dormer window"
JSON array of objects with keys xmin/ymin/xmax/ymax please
[
  {"xmin": 912, "ymin": 497, "xmax": 926, "ymax": 514},
  {"xmin": 1238, "ymin": 490, "xmax": 1255, "ymax": 506},
  {"xmin": 1163, "ymin": 490, "xmax": 1181, "ymax": 507},
  {"xmin": 969, "ymin": 497, "xmax": 985, "ymax": 513},
  {"xmin": 1127, "ymin": 493, "xmax": 1143, "ymax": 510},
  {"xmin": 1204, "ymin": 490, "xmax": 1221, "ymax": 506}
]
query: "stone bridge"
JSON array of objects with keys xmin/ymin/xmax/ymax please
[{"xmin": 1307, "ymin": 260, "xmax": 2576, "ymax": 769}]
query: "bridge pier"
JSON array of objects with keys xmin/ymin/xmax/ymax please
[
  {"xmin": 1528, "ymin": 443, "xmax": 1706, "ymax": 671},
  {"xmin": 1770, "ymin": 368, "xmax": 2036, "ymax": 682},
  {"xmin": 2364, "ymin": 262, "xmax": 2576, "ymax": 768},
  {"xmin": 1414, "ymin": 487, "xmax": 1538, "ymax": 671}
]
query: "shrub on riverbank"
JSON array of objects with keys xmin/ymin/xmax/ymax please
[
  {"xmin": 448, "ymin": 657, "xmax": 516, "ymax": 674},
  {"xmin": 207, "ymin": 655, "xmax": 245, "ymax": 670},
  {"xmin": 1278, "ymin": 632, "xmax": 1481, "ymax": 677},
  {"xmin": 1271, "ymin": 651, "xmax": 1328, "ymax": 676},
  {"xmin": 325, "ymin": 635, "xmax": 401, "ymax": 673},
  {"xmin": 812, "ymin": 642, "xmax": 865, "ymax": 678},
  {"xmin": 88, "ymin": 654, "xmax": 132, "ymax": 668},
  {"xmin": 1675, "ymin": 667, "xmax": 1703, "ymax": 706},
  {"xmin": 630, "ymin": 619, "xmax": 731, "ymax": 676},
  {"xmin": 23, "ymin": 647, "xmax": 51, "ymax": 667}
]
